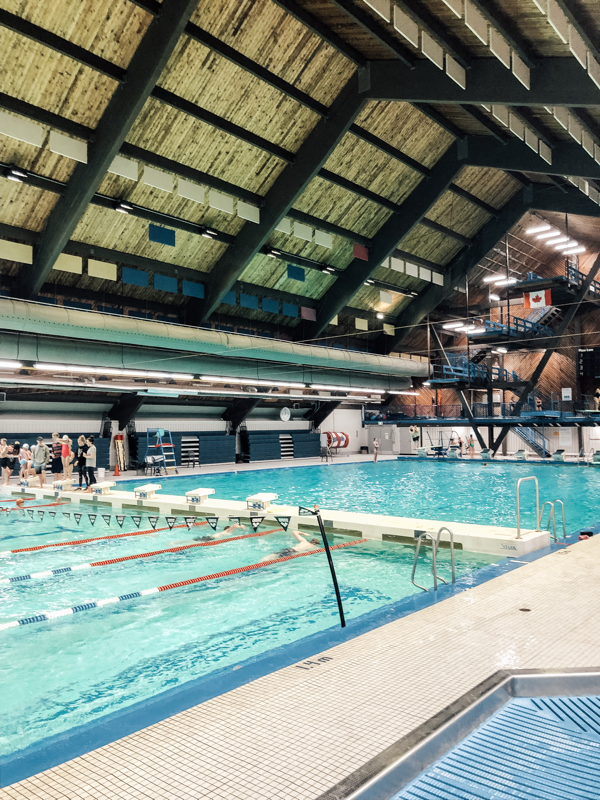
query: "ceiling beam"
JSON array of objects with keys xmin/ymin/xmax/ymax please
[
  {"xmin": 553, "ymin": 0, "xmax": 600, "ymax": 65},
  {"xmin": 385, "ymin": 191, "xmax": 531, "ymax": 349},
  {"xmin": 0, "ymin": 9, "xmax": 126, "ymax": 82},
  {"xmin": 348, "ymin": 124, "xmax": 431, "ymax": 177},
  {"xmin": 461, "ymin": 135, "xmax": 600, "ymax": 179},
  {"xmin": 413, "ymin": 104, "xmax": 467, "ymax": 140},
  {"xmin": 394, "ymin": 0, "xmax": 472, "ymax": 67},
  {"xmin": 108, "ymin": 393, "xmax": 146, "ymax": 430},
  {"xmin": 448, "ymin": 184, "xmax": 500, "ymax": 217},
  {"xmin": 307, "ymin": 144, "xmax": 463, "ymax": 339},
  {"xmin": 270, "ymin": 0, "xmax": 366, "ymax": 66},
  {"xmin": 304, "ymin": 400, "xmax": 341, "ymax": 427},
  {"xmin": 367, "ymin": 58, "xmax": 600, "ymax": 107},
  {"xmin": 197, "ymin": 73, "xmax": 366, "ymax": 321},
  {"xmin": 328, "ymin": 0, "xmax": 416, "ymax": 67},
  {"xmin": 459, "ymin": 105, "xmax": 510, "ymax": 144},
  {"xmin": 464, "ymin": 0, "xmax": 537, "ymax": 68},
  {"xmin": 18, "ymin": 0, "xmax": 200, "ymax": 299},
  {"xmin": 221, "ymin": 397, "xmax": 261, "ymax": 429}
]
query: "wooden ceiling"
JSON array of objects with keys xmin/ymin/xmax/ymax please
[{"xmin": 1, "ymin": 0, "xmax": 599, "ymax": 353}]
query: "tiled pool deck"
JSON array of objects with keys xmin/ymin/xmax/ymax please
[{"xmin": 1, "ymin": 526, "xmax": 599, "ymax": 798}]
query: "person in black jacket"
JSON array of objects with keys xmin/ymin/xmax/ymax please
[{"xmin": 73, "ymin": 435, "xmax": 88, "ymax": 490}]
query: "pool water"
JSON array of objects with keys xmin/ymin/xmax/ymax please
[
  {"xmin": 123, "ymin": 459, "xmax": 600, "ymax": 532},
  {"xmin": 0, "ymin": 501, "xmax": 495, "ymax": 758}
]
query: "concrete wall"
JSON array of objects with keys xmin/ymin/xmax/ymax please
[{"xmin": 318, "ymin": 408, "xmax": 367, "ymax": 453}]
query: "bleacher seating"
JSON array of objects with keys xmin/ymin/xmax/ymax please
[
  {"xmin": 240, "ymin": 429, "xmax": 320, "ymax": 462},
  {"xmin": 135, "ymin": 430, "xmax": 235, "ymax": 467}
]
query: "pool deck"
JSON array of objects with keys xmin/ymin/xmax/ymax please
[
  {"xmin": 1, "ymin": 522, "xmax": 598, "ymax": 798},
  {"xmin": 7, "ymin": 478, "xmax": 549, "ymax": 558}
]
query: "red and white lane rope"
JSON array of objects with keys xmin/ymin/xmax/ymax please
[
  {"xmin": 1, "ymin": 527, "xmax": 283, "ymax": 584},
  {"xmin": 0, "ymin": 520, "xmax": 209, "ymax": 556},
  {"xmin": 0, "ymin": 539, "xmax": 367, "ymax": 631}
]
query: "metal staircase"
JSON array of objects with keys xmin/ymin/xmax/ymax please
[{"xmin": 513, "ymin": 426, "xmax": 549, "ymax": 458}]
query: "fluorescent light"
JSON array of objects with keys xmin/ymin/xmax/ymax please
[
  {"xmin": 467, "ymin": 326, "xmax": 487, "ymax": 334},
  {"xmin": 309, "ymin": 384, "xmax": 385, "ymax": 394},
  {"xmin": 555, "ymin": 240, "xmax": 577, "ymax": 250},
  {"xmin": 536, "ymin": 230, "xmax": 560, "ymax": 240},
  {"xmin": 388, "ymin": 390, "xmax": 419, "ymax": 395},
  {"xmin": 33, "ymin": 363, "xmax": 194, "ymax": 380},
  {"xmin": 496, "ymin": 347, "xmax": 507, "ymax": 353},
  {"xmin": 494, "ymin": 277, "xmax": 518, "ymax": 286},
  {"xmin": 483, "ymin": 274, "xmax": 504, "ymax": 283},
  {"xmin": 442, "ymin": 321, "xmax": 464, "ymax": 329},
  {"xmin": 526, "ymin": 224, "xmax": 551, "ymax": 234},
  {"xmin": 489, "ymin": 293, "xmax": 500, "ymax": 301},
  {"xmin": 423, "ymin": 381, "xmax": 430, "ymax": 386},
  {"xmin": 376, "ymin": 313, "xmax": 384, "ymax": 319},
  {"xmin": 115, "ymin": 201, "xmax": 132, "ymax": 214},
  {"xmin": 199, "ymin": 375, "xmax": 306, "ymax": 389},
  {"xmin": 0, "ymin": 359, "xmax": 23, "ymax": 369},
  {"xmin": 545, "ymin": 236, "xmax": 569, "ymax": 245},
  {"xmin": 562, "ymin": 246, "xmax": 586, "ymax": 255}
]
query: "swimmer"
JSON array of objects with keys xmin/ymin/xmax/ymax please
[
  {"xmin": 260, "ymin": 530, "xmax": 321, "ymax": 562},
  {"xmin": 192, "ymin": 522, "xmax": 245, "ymax": 542}
]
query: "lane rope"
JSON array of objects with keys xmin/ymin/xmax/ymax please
[
  {"xmin": 0, "ymin": 539, "xmax": 367, "ymax": 631},
  {"xmin": 2, "ymin": 501, "xmax": 68, "ymax": 512},
  {"xmin": 0, "ymin": 527, "xmax": 283, "ymax": 584},
  {"xmin": 0, "ymin": 520, "xmax": 209, "ymax": 556}
]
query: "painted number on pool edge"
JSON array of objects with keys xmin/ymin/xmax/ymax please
[{"xmin": 294, "ymin": 657, "xmax": 333, "ymax": 670}]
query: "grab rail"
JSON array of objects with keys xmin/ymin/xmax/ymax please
[
  {"xmin": 553, "ymin": 499, "xmax": 566, "ymax": 539},
  {"xmin": 516, "ymin": 476, "xmax": 540, "ymax": 539},
  {"xmin": 540, "ymin": 501, "xmax": 557, "ymax": 542},
  {"xmin": 411, "ymin": 527, "xmax": 456, "ymax": 592}
]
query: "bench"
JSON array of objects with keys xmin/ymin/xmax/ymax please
[
  {"xmin": 91, "ymin": 481, "xmax": 116, "ymax": 496},
  {"xmin": 134, "ymin": 483, "xmax": 162, "ymax": 500},
  {"xmin": 185, "ymin": 488, "xmax": 215, "ymax": 505},
  {"xmin": 246, "ymin": 492, "xmax": 278, "ymax": 511}
]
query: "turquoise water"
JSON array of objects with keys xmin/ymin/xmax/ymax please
[
  {"xmin": 0, "ymin": 500, "xmax": 494, "ymax": 757},
  {"xmin": 123, "ymin": 459, "xmax": 600, "ymax": 531},
  {"xmin": 1, "ymin": 460, "xmax": 597, "ymax": 758}
]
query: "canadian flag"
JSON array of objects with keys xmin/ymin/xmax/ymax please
[{"xmin": 523, "ymin": 289, "xmax": 551, "ymax": 309}]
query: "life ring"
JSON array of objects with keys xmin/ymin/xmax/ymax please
[{"xmin": 324, "ymin": 432, "xmax": 350, "ymax": 448}]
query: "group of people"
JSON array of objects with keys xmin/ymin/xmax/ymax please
[
  {"xmin": 0, "ymin": 433, "xmax": 97, "ymax": 490},
  {"xmin": 449, "ymin": 434, "xmax": 477, "ymax": 457}
]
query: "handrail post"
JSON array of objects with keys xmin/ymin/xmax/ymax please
[
  {"xmin": 516, "ymin": 476, "xmax": 540, "ymax": 539},
  {"xmin": 553, "ymin": 499, "xmax": 566, "ymax": 539},
  {"xmin": 436, "ymin": 526, "xmax": 455, "ymax": 584}
]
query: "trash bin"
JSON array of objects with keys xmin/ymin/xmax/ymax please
[
  {"xmin": 360, "ymin": 445, "xmax": 369, "ymax": 454},
  {"xmin": 97, "ymin": 468, "xmax": 106, "ymax": 479}
]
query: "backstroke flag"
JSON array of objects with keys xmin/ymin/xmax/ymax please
[
  {"xmin": 131, "ymin": 515, "xmax": 142, "ymax": 529},
  {"xmin": 166, "ymin": 516, "xmax": 177, "ymax": 530},
  {"xmin": 275, "ymin": 516, "xmax": 291, "ymax": 531},
  {"xmin": 88, "ymin": 514, "xmax": 97, "ymax": 526},
  {"xmin": 184, "ymin": 516, "xmax": 196, "ymax": 530},
  {"xmin": 102, "ymin": 514, "xmax": 111, "ymax": 527},
  {"xmin": 523, "ymin": 289, "xmax": 551, "ymax": 308},
  {"xmin": 250, "ymin": 516, "xmax": 264, "ymax": 531},
  {"xmin": 116, "ymin": 515, "xmax": 125, "ymax": 528},
  {"xmin": 206, "ymin": 517, "xmax": 219, "ymax": 530}
]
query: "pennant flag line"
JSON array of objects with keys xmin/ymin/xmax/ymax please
[
  {"xmin": 49, "ymin": 511, "xmax": 56, "ymax": 519},
  {"xmin": 116, "ymin": 515, "xmax": 125, "ymax": 528},
  {"xmin": 63, "ymin": 512, "xmax": 70, "ymax": 520},
  {"xmin": 148, "ymin": 516, "xmax": 159, "ymax": 530},
  {"xmin": 27, "ymin": 509, "xmax": 34, "ymax": 519},
  {"xmin": 132, "ymin": 515, "xmax": 142, "ymax": 528},
  {"xmin": 250, "ymin": 516, "xmax": 264, "ymax": 531},
  {"xmin": 206, "ymin": 516, "xmax": 219, "ymax": 531},
  {"xmin": 165, "ymin": 516, "xmax": 177, "ymax": 530},
  {"xmin": 102, "ymin": 514, "xmax": 111, "ymax": 527},
  {"xmin": 37, "ymin": 510, "xmax": 45, "ymax": 520},
  {"xmin": 275, "ymin": 516, "xmax": 291, "ymax": 531},
  {"xmin": 88, "ymin": 514, "xmax": 97, "ymax": 526},
  {"xmin": 74, "ymin": 513, "xmax": 82, "ymax": 525},
  {"xmin": 184, "ymin": 516, "xmax": 196, "ymax": 530},
  {"xmin": 228, "ymin": 517, "xmax": 241, "ymax": 525},
  {"xmin": 299, "ymin": 506, "xmax": 316, "ymax": 516}
]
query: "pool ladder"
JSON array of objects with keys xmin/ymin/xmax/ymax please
[
  {"xmin": 516, "ymin": 476, "xmax": 566, "ymax": 541},
  {"xmin": 411, "ymin": 526, "xmax": 456, "ymax": 593}
]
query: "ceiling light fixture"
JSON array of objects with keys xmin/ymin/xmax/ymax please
[
  {"xmin": 0, "ymin": 359, "xmax": 23, "ymax": 369},
  {"xmin": 536, "ymin": 230, "xmax": 560, "ymax": 240},
  {"xmin": 309, "ymin": 384, "xmax": 385, "ymax": 394},
  {"xmin": 493, "ymin": 277, "xmax": 518, "ymax": 286},
  {"xmin": 562, "ymin": 246, "xmax": 586, "ymax": 255},
  {"xmin": 489, "ymin": 293, "xmax": 500, "ymax": 301},
  {"xmin": 376, "ymin": 313, "xmax": 384, "ymax": 319},
  {"xmin": 33, "ymin": 363, "xmax": 194, "ymax": 380},
  {"xmin": 483, "ymin": 274, "xmax": 505, "ymax": 283},
  {"xmin": 555, "ymin": 240, "xmax": 577, "ymax": 250},
  {"xmin": 545, "ymin": 236, "xmax": 569, "ymax": 246},
  {"xmin": 115, "ymin": 201, "xmax": 133, "ymax": 214},
  {"xmin": 442, "ymin": 321, "xmax": 465, "ymax": 329},
  {"xmin": 5, "ymin": 167, "xmax": 27, "ymax": 183},
  {"xmin": 526, "ymin": 224, "xmax": 551, "ymax": 234},
  {"xmin": 496, "ymin": 347, "xmax": 508, "ymax": 353},
  {"xmin": 388, "ymin": 390, "xmax": 419, "ymax": 395},
  {"xmin": 199, "ymin": 375, "xmax": 306, "ymax": 389}
]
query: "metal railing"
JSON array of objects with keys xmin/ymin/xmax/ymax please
[
  {"xmin": 567, "ymin": 263, "xmax": 600, "ymax": 296},
  {"xmin": 411, "ymin": 527, "xmax": 456, "ymax": 592},
  {"xmin": 516, "ymin": 476, "xmax": 541, "ymax": 540},
  {"xmin": 540, "ymin": 500, "xmax": 567, "ymax": 542},
  {"xmin": 480, "ymin": 315, "xmax": 553, "ymax": 339}
]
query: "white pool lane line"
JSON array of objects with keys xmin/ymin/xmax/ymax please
[
  {"xmin": 0, "ymin": 539, "xmax": 366, "ymax": 631},
  {"xmin": 2, "ymin": 535, "xmax": 598, "ymax": 799}
]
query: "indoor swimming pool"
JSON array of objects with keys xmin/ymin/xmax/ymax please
[
  {"xmin": 122, "ymin": 459, "xmax": 600, "ymax": 532},
  {"xmin": 0, "ymin": 502, "xmax": 496, "ymax": 760}
]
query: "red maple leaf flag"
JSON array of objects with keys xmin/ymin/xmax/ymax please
[{"xmin": 523, "ymin": 289, "xmax": 551, "ymax": 308}]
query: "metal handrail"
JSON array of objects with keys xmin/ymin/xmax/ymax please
[
  {"xmin": 553, "ymin": 499, "xmax": 567, "ymax": 539},
  {"xmin": 516, "ymin": 476, "xmax": 541, "ymax": 539},
  {"xmin": 540, "ymin": 501, "xmax": 557, "ymax": 542},
  {"xmin": 411, "ymin": 527, "xmax": 455, "ymax": 592},
  {"xmin": 436, "ymin": 526, "xmax": 456, "ymax": 584},
  {"xmin": 411, "ymin": 533, "xmax": 439, "ymax": 592}
]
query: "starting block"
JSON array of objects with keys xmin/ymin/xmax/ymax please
[
  {"xmin": 19, "ymin": 476, "xmax": 40, "ymax": 488},
  {"xmin": 246, "ymin": 492, "xmax": 278, "ymax": 511},
  {"xmin": 480, "ymin": 449, "xmax": 493, "ymax": 460},
  {"xmin": 447, "ymin": 447, "xmax": 462, "ymax": 459},
  {"xmin": 91, "ymin": 481, "xmax": 116, "ymax": 496},
  {"xmin": 53, "ymin": 478, "xmax": 76, "ymax": 491},
  {"xmin": 134, "ymin": 483, "xmax": 161, "ymax": 500},
  {"xmin": 552, "ymin": 449, "xmax": 565, "ymax": 462},
  {"xmin": 514, "ymin": 449, "xmax": 528, "ymax": 461},
  {"xmin": 417, "ymin": 447, "xmax": 430, "ymax": 458},
  {"xmin": 185, "ymin": 488, "xmax": 215, "ymax": 505}
]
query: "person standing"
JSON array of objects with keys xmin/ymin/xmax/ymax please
[
  {"xmin": 50, "ymin": 432, "xmax": 63, "ymax": 480},
  {"xmin": 594, "ymin": 388, "xmax": 600, "ymax": 412},
  {"xmin": 373, "ymin": 437, "xmax": 379, "ymax": 463},
  {"xmin": 467, "ymin": 434, "xmax": 475, "ymax": 458},
  {"xmin": 83, "ymin": 436, "xmax": 97, "ymax": 492},
  {"xmin": 31, "ymin": 437, "xmax": 51, "ymax": 487},
  {"xmin": 73, "ymin": 435, "xmax": 88, "ymax": 490},
  {"xmin": 61, "ymin": 435, "xmax": 73, "ymax": 479},
  {"xmin": 19, "ymin": 443, "xmax": 32, "ymax": 479},
  {"xmin": 409, "ymin": 425, "xmax": 420, "ymax": 452},
  {"xmin": 2, "ymin": 443, "xmax": 17, "ymax": 486}
]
